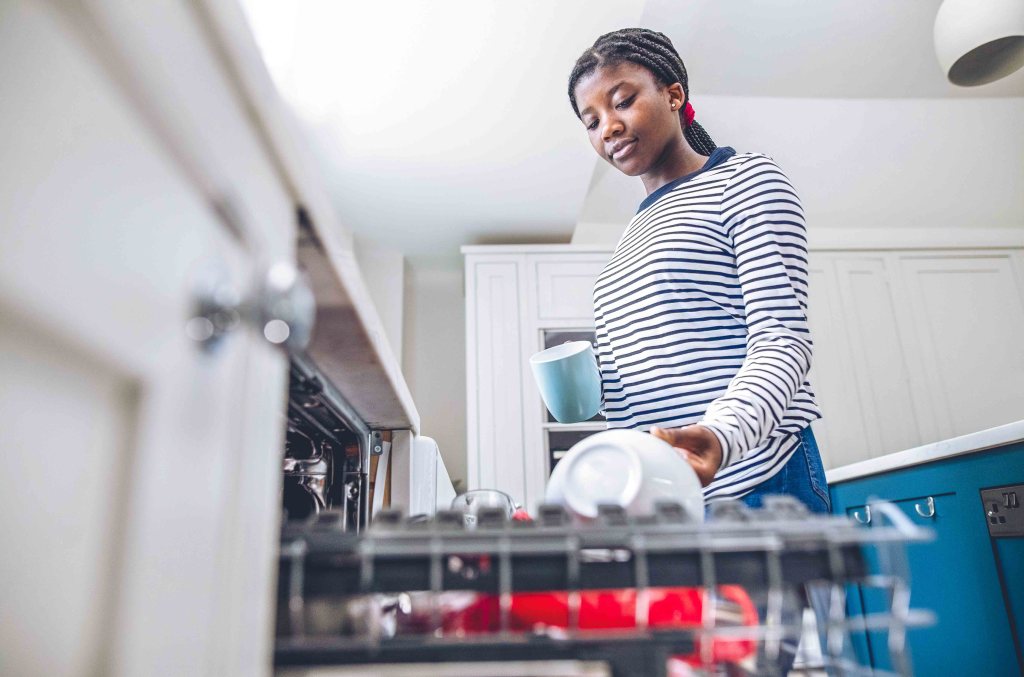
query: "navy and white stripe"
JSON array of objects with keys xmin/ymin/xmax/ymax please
[{"xmin": 593, "ymin": 149, "xmax": 822, "ymax": 502}]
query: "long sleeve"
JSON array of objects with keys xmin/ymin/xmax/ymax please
[{"xmin": 699, "ymin": 155, "xmax": 813, "ymax": 470}]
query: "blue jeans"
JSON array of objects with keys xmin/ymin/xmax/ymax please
[
  {"xmin": 740, "ymin": 427, "xmax": 831, "ymax": 514},
  {"xmin": 739, "ymin": 427, "xmax": 832, "ymax": 674}
]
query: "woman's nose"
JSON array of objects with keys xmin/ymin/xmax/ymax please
[{"xmin": 601, "ymin": 114, "xmax": 625, "ymax": 140}]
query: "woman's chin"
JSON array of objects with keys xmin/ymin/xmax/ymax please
[{"xmin": 609, "ymin": 158, "xmax": 646, "ymax": 177}]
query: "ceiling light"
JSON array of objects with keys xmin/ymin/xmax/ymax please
[{"xmin": 934, "ymin": 0, "xmax": 1024, "ymax": 86}]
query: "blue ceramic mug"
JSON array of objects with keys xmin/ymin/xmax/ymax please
[{"xmin": 529, "ymin": 341, "xmax": 602, "ymax": 423}]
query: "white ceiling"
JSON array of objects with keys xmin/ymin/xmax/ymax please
[
  {"xmin": 643, "ymin": 0, "xmax": 1024, "ymax": 99},
  {"xmin": 241, "ymin": 0, "xmax": 1024, "ymax": 264}
]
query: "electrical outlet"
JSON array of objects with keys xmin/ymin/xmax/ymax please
[{"xmin": 980, "ymin": 484, "xmax": 1024, "ymax": 537}]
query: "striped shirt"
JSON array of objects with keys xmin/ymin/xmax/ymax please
[{"xmin": 593, "ymin": 147, "xmax": 822, "ymax": 502}]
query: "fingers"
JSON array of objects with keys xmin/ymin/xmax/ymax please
[
  {"xmin": 649, "ymin": 425, "xmax": 670, "ymax": 442},
  {"xmin": 687, "ymin": 455, "xmax": 717, "ymax": 487},
  {"xmin": 680, "ymin": 452, "xmax": 714, "ymax": 487},
  {"xmin": 650, "ymin": 425, "xmax": 689, "ymax": 446},
  {"xmin": 651, "ymin": 425, "xmax": 702, "ymax": 451},
  {"xmin": 650, "ymin": 425, "xmax": 720, "ymax": 487}
]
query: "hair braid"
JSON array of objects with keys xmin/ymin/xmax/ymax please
[{"xmin": 567, "ymin": 27, "xmax": 717, "ymax": 156}]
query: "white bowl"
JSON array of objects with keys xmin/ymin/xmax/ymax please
[{"xmin": 545, "ymin": 429, "xmax": 704, "ymax": 523}]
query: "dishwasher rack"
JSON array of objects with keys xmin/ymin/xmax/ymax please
[{"xmin": 274, "ymin": 497, "xmax": 934, "ymax": 677}]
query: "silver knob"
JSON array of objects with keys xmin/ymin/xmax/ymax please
[
  {"xmin": 254, "ymin": 261, "xmax": 315, "ymax": 353},
  {"xmin": 186, "ymin": 265, "xmax": 242, "ymax": 352},
  {"xmin": 187, "ymin": 260, "xmax": 315, "ymax": 354}
]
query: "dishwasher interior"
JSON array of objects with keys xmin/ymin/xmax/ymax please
[
  {"xmin": 271, "ymin": 457, "xmax": 935, "ymax": 677},
  {"xmin": 282, "ymin": 354, "xmax": 386, "ymax": 533}
]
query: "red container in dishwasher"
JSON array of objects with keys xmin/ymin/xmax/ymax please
[{"xmin": 440, "ymin": 585, "xmax": 758, "ymax": 666}]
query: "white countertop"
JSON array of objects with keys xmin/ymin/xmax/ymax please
[{"xmin": 826, "ymin": 419, "xmax": 1024, "ymax": 484}]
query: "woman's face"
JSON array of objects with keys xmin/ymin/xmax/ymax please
[{"xmin": 574, "ymin": 61, "xmax": 686, "ymax": 178}]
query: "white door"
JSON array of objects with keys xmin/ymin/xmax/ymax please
[
  {"xmin": 833, "ymin": 256, "xmax": 926, "ymax": 457},
  {"xmin": 897, "ymin": 252, "xmax": 1024, "ymax": 440},
  {"xmin": 806, "ymin": 256, "xmax": 872, "ymax": 468},
  {"xmin": 465, "ymin": 258, "xmax": 527, "ymax": 500},
  {"xmin": 0, "ymin": 2, "xmax": 289, "ymax": 676}
]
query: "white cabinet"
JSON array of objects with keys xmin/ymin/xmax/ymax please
[
  {"xmin": 464, "ymin": 259, "xmax": 527, "ymax": 498},
  {"xmin": 535, "ymin": 258, "xmax": 609, "ymax": 320},
  {"xmin": 3, "ymin": 2, "xmax": 422, "ymax": 675},
  {"xmin": 897, "ymin": 253, "xmax": 1024, "ymax": 438},
  {"xmin": 809, "ymin": 254, "xmax": 927, "ymax": 467},
  {"xmin": 2, "ymin": 2, "xmax": 311, "ymax": 675},
  {"xmin": 834, "ymin": 256, "xmax": 923, "ymax": 452},
  {"xmin": 810, "ymin": 249, "xmax": 1024, "ymax": 467},
  {"xmin": 806, "ymin": 261, "xmax": 874, "ymax": 468},
  {"xmin": 464, "ymin": 247, "xmax": 611, "ymax": 511},
  {"xmin": 465, "ymin": 242, "xmax": 1024, "ymax": 501}
]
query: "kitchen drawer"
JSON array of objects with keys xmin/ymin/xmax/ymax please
[{"xmin": 532, "ymin": 256, "xmax": 608, "ymax": 321}]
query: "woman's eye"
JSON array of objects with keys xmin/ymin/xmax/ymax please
[
  {"xmin": 615, "ymin": 95, "xmax": 635, "ymax": 110},
  {"xmin": 585, "ymin": 119, "xmax": 599, "ymax": 131}
]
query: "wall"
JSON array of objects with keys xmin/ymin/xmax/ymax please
[
  {"xmin": 401, "ymin": 261, "xmax": 467, "ymax": 490},
  {"xmin": 574, "ymin": 96, "xmax": 1024, "ymax": 242},
  {"xmin": 353, "ymin": 236, "xmax": 404, "ymax": 367}
]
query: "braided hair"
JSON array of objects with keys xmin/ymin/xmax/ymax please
[{"xmin": 568, "ymin": 28, "xmax": 717, "ymax": 156}]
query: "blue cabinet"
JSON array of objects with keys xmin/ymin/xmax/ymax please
[{"xmin": 830, "ymin": 443, "xmax": 1024, "ymax": 675}]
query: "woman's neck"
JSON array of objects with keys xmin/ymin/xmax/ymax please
[{"xmin": 641, "ymin": 140, "xmax": 709, "ymax": 196}]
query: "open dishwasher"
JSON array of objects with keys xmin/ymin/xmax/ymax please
[{"xmin": 272, "ymin": 495, "xmax": 934, "ymax": 676}]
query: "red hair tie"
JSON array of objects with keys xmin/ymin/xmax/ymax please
[{"xmin": 684, "ymin": 101, "xmax": 696, "ymax": 127}]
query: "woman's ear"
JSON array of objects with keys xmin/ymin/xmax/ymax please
[{"xmin": 666, "ymin": 82, "xmax": 685, "ymax": 111}]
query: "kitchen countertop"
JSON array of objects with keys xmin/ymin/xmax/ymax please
[{"xmin": 826, "ymin": 419, "xmax": 1024, "ymax": 484}]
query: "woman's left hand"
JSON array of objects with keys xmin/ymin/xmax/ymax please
[{"xmin": 650, "ymin": 425, "xmax": 723, "ymax": 487}]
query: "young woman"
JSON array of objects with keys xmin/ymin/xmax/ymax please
[{"xmin": 568, "ymin": 28, "xmax": 830, "ymax": 514}]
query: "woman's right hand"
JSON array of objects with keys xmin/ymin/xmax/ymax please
[{"xmin": 650, "ymin": 425, "xmax": 723, "ymax": 487}]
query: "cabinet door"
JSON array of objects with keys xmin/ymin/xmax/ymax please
[
  {"xmin": 0, "ymin": 4, "xmax": 289, "ymax": 676},
  {"xmin": 465, "ymin": 258, "xmax": 527, "ymax": 502},
  {"xmin": 532, "ymin": 256, "xmax": 608, "ymax": 321},
  {"xmin": 840, "ymin": 504, "xmax": 875, "ymax": 668},
  {"xmin": 807, "ymin": 255, "xmax": 872, "ymax": 469},
  {"xmin": 834, "ymin": 257, "xmax": 928, "ymax": 456},
  {"xmin": 896, "ymin": 253, "xmax": 1024, "ymax": 440},
  {"xmin": 839, "ymin": 484, "xmax": 1020, "ymax": 675}
]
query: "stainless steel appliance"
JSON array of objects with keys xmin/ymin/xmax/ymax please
[{"xmin": 281, "ymin": 353, "xmax": 385, "ymax": 532}]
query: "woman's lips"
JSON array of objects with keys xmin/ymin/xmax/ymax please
[{"xmin": 610, "ymin": 139, "xmax": 637, "ymax": 162}]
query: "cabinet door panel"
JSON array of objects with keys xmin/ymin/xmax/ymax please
[
  {"xmin": 898, "ymin": 253, "xmax": 1024, "ymax": 439},
  {"xmin": 807, "ymin": 257, "xmax": 871, "ymax": 468},
  {"xmin": 68, "ymin": 0, "xmax": 295, "ymax": 257},
  {"xmin": 834, "ymin": 257, "xmax": 925, "ymax": 456},
  {"xmin": 533, "ymin": 257, "xmax": 607, "ymax": 321},
  {"xmin": 0, "ymin": 4, "xmax": 288, "ymax": 675},
  {"xmin": 467, "ymin": 261, "xmax": 526, "ymax": 501},
  {"xmin": 858, "ymin": 493, "xmax": 1019, "ymax": 675}
]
